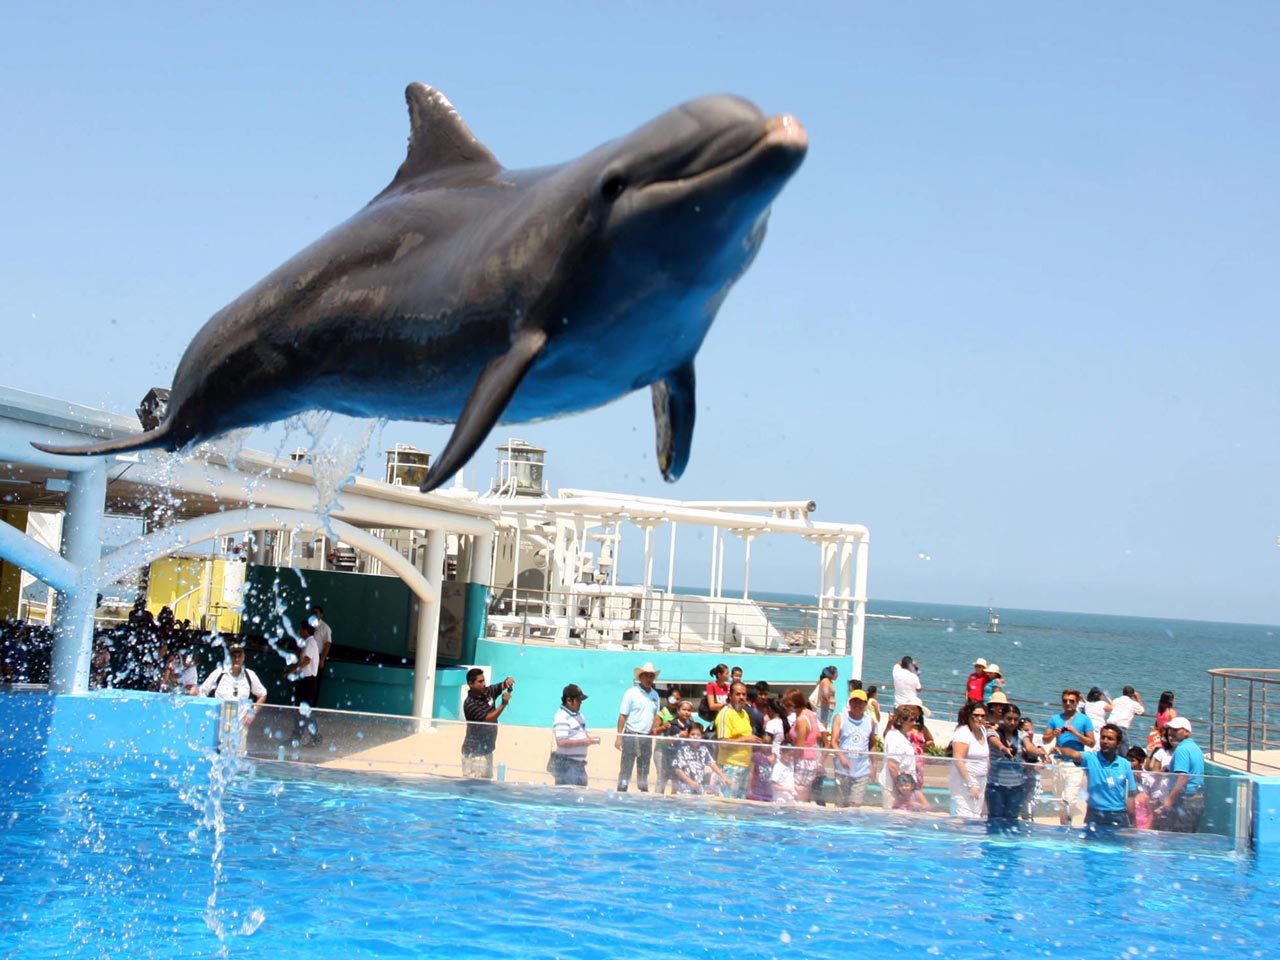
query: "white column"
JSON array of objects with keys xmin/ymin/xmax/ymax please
[
  {"xmin": 741, "ymin": 533, "xmax": 754, "ymax": 600},
  {"xmin": 666, "ymin": 522, "xmax": 678, "ymax": 593},
  {"xmin": 50, "ymin": 463, "xmax": 108, "ymax": 694},
  {"xmin": 849, "ymin": 534, "xmax": 870, "ymax": 680},
  {"xmin": 836, "ymin": 537, "xmax": 854, "ymax": 656},
  {"xmin": 411, "ymin": 529, "xmax": 448, "ymax": 722}
]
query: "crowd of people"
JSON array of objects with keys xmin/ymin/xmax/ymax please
[{"xmin": 457, "ymin": 656, "xmax": 1209, "ymax": 834}]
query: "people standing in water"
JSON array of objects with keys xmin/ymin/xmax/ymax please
[{"xmin": 552, "ymin": 684, "xmax": 599, "ymax": 786}]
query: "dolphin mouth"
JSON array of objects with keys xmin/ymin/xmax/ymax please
[{"xmin": 657, "ymin": 113, "xmax": 808, "ymax": 192}]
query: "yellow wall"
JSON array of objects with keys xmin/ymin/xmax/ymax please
[{"xmin": 144, "ymin": 556, "xmax": 243, "ymax": 633}]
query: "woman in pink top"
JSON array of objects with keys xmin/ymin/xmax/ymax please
[{"xmin": 783, "ymin": 688, "xmax": 822, "ymax": 802}]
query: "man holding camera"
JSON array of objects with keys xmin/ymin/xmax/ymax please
[{"xmin": 462, "ymin": 668, "xmax": 514, "ymax": 779}]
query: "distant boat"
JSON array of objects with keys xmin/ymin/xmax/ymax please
[{"xmin": 987, "ymin": 607, "xmax": 1001, "ymax": 634}]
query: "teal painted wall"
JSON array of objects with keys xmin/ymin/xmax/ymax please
[
  {"xmin": 467, "ymin": 639, "xmax": 835, "ymax": 728},
  {"xmin": 240, "ymin": 565, "xmax": 413, "ymax": 657}
]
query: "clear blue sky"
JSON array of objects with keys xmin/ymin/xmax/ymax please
[{"xmin": 3, "ymin": 4, "xmax": 1277, "ymax": 624}]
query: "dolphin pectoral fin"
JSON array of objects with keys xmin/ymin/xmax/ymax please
[
  {"xmin": 651, "ymin": 362, "xmax": 696, "ymax": 483},
  {"xmin": 418, "ymin": 328, "xmax": 549, "ymax": 494}
]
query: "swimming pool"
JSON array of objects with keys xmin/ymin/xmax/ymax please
[{"xmin": 3, "ymin": 752, "xmax": 1278, "ymax": 959}]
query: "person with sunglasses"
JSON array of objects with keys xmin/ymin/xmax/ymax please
[
  {"xmin": 1045, "ymin": 688, "xmax": 1096, "ymax": 825},
  {"xmin": 949, "ymin": 701, "xmax": 991, "ymax": 819}
]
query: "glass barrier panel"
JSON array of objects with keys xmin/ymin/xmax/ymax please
[{"xmin": 227, "ymin": 708, "xmax": 1244, "ymax": 839}]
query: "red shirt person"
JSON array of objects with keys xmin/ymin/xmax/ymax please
[{"xmin": 965, "ymin": 658, "xmax": 989, "ymax": 703}]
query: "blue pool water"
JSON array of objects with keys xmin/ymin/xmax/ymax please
[{"xmin": 3, "ymin": 757, "xmax": 1278, "ymax": 959}]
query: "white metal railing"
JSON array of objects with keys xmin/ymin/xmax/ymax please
[
  {"xmin": 1208, "ymin": 668, "xmax": 1280, "ymax": 773},
  {"xmin": 482, "ymin": 583, "xmax": 853, "ymax": 656}
]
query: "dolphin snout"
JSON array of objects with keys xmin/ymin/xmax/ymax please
[{"xmin": 763, "ymin": 114, "xmax": 808, "ymax": 149}]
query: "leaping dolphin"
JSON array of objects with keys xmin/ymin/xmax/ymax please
[{"xmin": 34, "ymin": 84, "xmax": 808, "ymax": 492}]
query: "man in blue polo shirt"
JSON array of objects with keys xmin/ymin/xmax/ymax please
[
  {"xmin": 1045, "ymin": 688, "xmax": 1096, "ymax": 826},
  {"xmin": 1057, "ymin": 723, "xmax": 1135, "ymax": 828},
  {"xmin": 1158, "ymin": 716, "xmax": 1205, "ymax": 833}
]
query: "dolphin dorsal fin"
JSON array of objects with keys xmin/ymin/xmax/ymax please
[{"xmin": 390, "ymin": 83, "xmax": 500, "ymax": 187}]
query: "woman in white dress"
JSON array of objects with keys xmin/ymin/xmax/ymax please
[{"xmin": 949, "ymin": 701, "xmax": 991, "ymax": 818}]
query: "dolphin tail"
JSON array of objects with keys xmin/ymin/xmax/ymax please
[
  {"xmin": 418, "ymin": 328, "xmax": 548, "ymax": 494},
  {"xmin": 31, "ymin": 421, "xmax": 175, "ymax": 458}
]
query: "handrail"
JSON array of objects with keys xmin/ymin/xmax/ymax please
[{"xmin": 1207, "ymin": 668, "xmax": 1280, "ymax": 774}]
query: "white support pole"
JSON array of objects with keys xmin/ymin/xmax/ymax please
[
  {"xmin": 666, "ymin": 522, "xmax": 678, "ymax": 594},
  {"xmin": 850, "ymin": 534, "xmax": 870, "ymax": 680},
  {"xmin": 742, "ymin": 534, "xmax": 754, "ymax": 600},
  {"xmin": 837, "ymin": 537, "xmax": 854, "ymax": 656},
  {"xmin": 816, "ymin": 539, "xmax": 835, "ymax": 654},
  {"xmin": 50, "ymin": 463, "xmax": 108, "ymax": 694},
  {"xmin": 716, "ymin": 534, "xmax": 727, "ymax": 600},
  {"xmin": 511, "ymin": 517, "xmax": 522, "ymax": 615},
  {"xmin": 709, "ymin": 526, "xmax": 719, "ymax": 598},
  {"xmin": 412, "ymin": 529, "xmax": 448, "ymax": 722}
]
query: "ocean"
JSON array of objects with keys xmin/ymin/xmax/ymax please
[{"xmin": 751, "ymin": 592, "xmax": 1280, "ymax": 728}]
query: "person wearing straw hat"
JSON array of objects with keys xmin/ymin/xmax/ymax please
[
  {"xmin": 982, "ymin": 664, "xmax": 1005, "ymax": 702},
  {"xmin": 616, "ymin": 662, "xmax": 662, "ymax": 792},
  {"xmin": 965, "ymin": 658, "xmax": 989, "ymax": 704}
]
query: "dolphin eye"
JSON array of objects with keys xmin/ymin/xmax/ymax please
[{"xmin": 601, "ymin": 175, "xmax": 627, "ymax": 202}]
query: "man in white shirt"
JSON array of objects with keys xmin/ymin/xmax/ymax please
[
  {"xmin": 290, "ymin": 622, "xmax": 323, "ymax": 744},
  {"xmin": 892, "ymin": 655, "xmax": 922, "ymax": 708},
  {"xmin": 1108, "ymin": 686, "xmax": 1146, "ymax": 730},
  {"xmin": 616, "ymin": 662, "xmax": 662, "ymax": 792}
]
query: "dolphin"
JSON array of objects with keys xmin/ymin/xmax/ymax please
[{"xmin": 34, "ymin": 84, "xmax": 808, "ymax": 492}]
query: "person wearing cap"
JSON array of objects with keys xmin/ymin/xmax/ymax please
[
  {"xmin": 551, "ymin": 684, "xmax": 600, "ymax": 787},
  {"xmin": 829, "ymin": 690, "xmax": 876, "ymax": 807},
  {"xmin": 461, "ymin": 668, "xmax": 514, "ymax": 779},
  {"xmin": 200, "ymin": 644, "xmax": 267, "ymax": 753},
  {"xmin": 199, "ymin": 644, "xmax": 267, "ymax": 714},
  {"xmin": 616, "ymin": 662, "xmax": 662, "ymax": 792},
  {"xmin": 965, "ymin": 658, "xmax": 989, "ymax": 704},
  {"xmin": 982, "ymin": 664, "xmax": 1005, "ymax": 703},
  {"xmin": 1156, "ymin": 716, "xmax": 1205, "ymax": 832}
]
